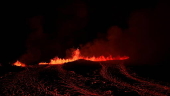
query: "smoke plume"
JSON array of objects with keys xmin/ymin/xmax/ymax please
[
  {"xmin": 19, "ymin": 0, "xmax": 88, "ymax": 64},
  {"xmin": 80, "ymin": 0, "xmax": 170, "ymax": 65},
  {"xmin": 19, "ymin": 0, "xmax": 170, "ymax": 65}
]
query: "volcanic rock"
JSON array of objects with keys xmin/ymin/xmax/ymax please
[{"xmin": 62, "ymin": 59, "xmax": 102, "ymax": 75}]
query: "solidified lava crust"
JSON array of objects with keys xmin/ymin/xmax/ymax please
[{"xmin": 0, "ymin": 60, "xmax": 170, "ymax": 96}]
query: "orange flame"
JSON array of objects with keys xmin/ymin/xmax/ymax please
[
  {"xmin": 13, "ymin": 61, "xmax": 26, "ymax": 67},
  {"xmin": 39, "ymin": 49, "xmax": 129, "ymax": 65}
]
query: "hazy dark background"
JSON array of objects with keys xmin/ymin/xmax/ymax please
[{"xmin": 0, "ymin": 0, "xmax": 169, "ymax": 65}]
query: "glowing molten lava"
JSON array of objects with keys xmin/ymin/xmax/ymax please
[
  {"xmin": 39, "ymin": 49, "xmax": 129, "ymax": 65},
  {"xmin": 13, "ymin": 61, "xmax": 26, "ymax": 67}
]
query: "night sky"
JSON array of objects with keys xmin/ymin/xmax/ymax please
[{"xmin": 0, "ymin": 0, "xmax": 170, "ymax": 65}]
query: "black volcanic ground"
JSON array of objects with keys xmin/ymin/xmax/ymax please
[{"xmin": 0, "ymin": 60, "xmax": 170, "ymax": 96}]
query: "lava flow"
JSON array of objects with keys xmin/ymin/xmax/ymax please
[{"xmin": 39, "ymin": 49, "xmax": 129, "ymax": 65}]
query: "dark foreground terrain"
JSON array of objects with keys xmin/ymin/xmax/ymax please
[{"xmin": 0, "ymin": 60, "xmax": 170, "ymax": 96}]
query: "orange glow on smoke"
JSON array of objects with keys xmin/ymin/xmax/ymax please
[
  {"xmin": 39, "ymin": 49, "xmax": 129, "ymax": 65},
  {"xmin": 13, "ymin": 61, "xmax": 26, "ymax": 67}
]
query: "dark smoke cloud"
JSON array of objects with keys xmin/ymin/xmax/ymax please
[
  {"xmin": 124, "ymin": 1, "xmax": 170, "ymax": 65},
  {"xmin": 19, "ymin": 16, "xmax": 46, "ymax": 64},
  {"xmin": 19, "ymin": 0, "xmax": 170, "ymax": 65},
  {"xmin": 80, "ymin": 26, "xmax": 124, "ymax": 57},
  {"xmin": 19, "ymin": 0, "xmax": 88, "ymax": 64},
  {"xmin": 80, "ymin": 0, "xmax": 170, "ymax": 65}
]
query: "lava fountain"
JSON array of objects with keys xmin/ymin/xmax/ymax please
[
  {"xmin": 13, "ymin": 61, "xmax": 26, "ymax": 67},
  {"xmin": 39, "ymin": 49, "xmax": 129, "ymax": 65}
]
